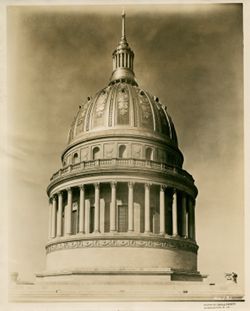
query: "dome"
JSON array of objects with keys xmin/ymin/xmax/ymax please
[
  {"xmin": 68, "ymin": 83, "xmax": 178, "ymax": 146},
  {"xmin": 42, "ymin": 13, "xmax": 201, "ymax": 286},
  {"xmin": 67, "ymin": 12, "xmax": 178, "ymax": 149}
]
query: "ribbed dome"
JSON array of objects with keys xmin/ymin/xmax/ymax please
[
  {"xmin": 67, "ymin": 12, "xmax": 178, "ymax": 147},
  {"xmin": 68, "ymin": 83, "xmax": 178, "ymax": 146}
]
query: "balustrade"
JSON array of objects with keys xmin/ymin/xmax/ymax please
[{"xmin": 50, "ymin": 158, "xmax": 193, "ymax": 184}]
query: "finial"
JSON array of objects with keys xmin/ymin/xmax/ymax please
[
  {"xmin": 122, "ymin": 10, "xmax": 126, "ymax": 39},
  {"xmin": 109, "ymin": 10, "xmax": 137, "ymax": 85}
]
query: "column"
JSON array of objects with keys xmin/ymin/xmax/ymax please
[
  {"xmin": 160, "ymin": 185, "xmax": 166, "ymax": 234},
  {"xmin": 51, "ymin": 195, "xmax": 57, "ymax": 238},
  {"xmin": 66, "ymin": 188, "xmax": 72, "ymax": 235},
  {"xmin": 128, "ymin": 182, "xmax": 134, "ymax": 232},
  {"xmin": 48, "ymin": 199, "xmax": 52, "ymax": 239},
  {"xmin": 188, "ymin": 197, "xmax": 196, "ymax": 240},
  {"xmin": 85, "ymin": 199, "xmax": 90, "ymax": 234},
  {"xmin": 181, "ymin": 193, "xmax": 187, "ymax": 237},
  {"xmin": 79, "ymin": 185, "xmax": 85, "ymax": 234},
  {"xmin": 144, "ymin": 183, "xmax": 151, "ymax": 233},
  {"xmin": 110, "ymin": 182, "xmax": 117, "ymax": 232},
  {"xmin": 122, "ymin": 53, "xmax": 124, "ymax": 67},
  {"xmin": 172, "ymin": 189, "xmax": 178, "ymax": 236},
  {"xmin": 56, "ymin": 191, "xmax": 63, "ymax": 237},
  {"xmin": 100, "ymin": 199, "xmax": 105, "ymax": 233},
  {"xmin": 94, "ymin": 183, "xmax": 100, "ymax": 233},
  {"xmin": 193, "ymin": 202, "xmax": 196, "ymax": 240}
]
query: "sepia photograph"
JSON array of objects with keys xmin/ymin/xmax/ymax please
[{"xmin": 1, "ymin": 0, "xmax": 248, "ymax": 309}]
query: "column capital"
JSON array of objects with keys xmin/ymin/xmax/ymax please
[
  {"xmin": 111, "ymin": 181, "xmax": 117, "ymax": 188},
  {"xmin": 57, "ymin": 191, "xmax": 63, "ymax": 196},
  {"xmin": 66, "ymin": 187, "xmax": 72, "ymax": 193},
  {"xmin": 94, "ymin": 182, "xmax": 100, "ymax": 189},
  {"xmin": 145, "ymin": 182, "xmax": 152, "ymax": 189},
  {"xmin": 79, "ymin": 184, "xmax": 85, "ymax": 190},
  {"xmin": 51, "ymin": 195, "xmax": 57, "ymax": 202},
  {"xmin": 128, "ymin": 181, "xmax": 135, "ymax": 188},
  {"xmin": 160, "ymin": 184, "xmax": 166, "ymax": 191}
]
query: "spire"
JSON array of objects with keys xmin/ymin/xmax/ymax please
[
  {"xmin": 109, "ymin": 11, "xmax": 137, "ymax": 85},
  {"xmin": 121, "ymin": 10, "xmax": 126, "ymax": 40}
]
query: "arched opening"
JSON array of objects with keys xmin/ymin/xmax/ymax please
[
  {"xmin": 145, "ymin": 147, "xmax": 153, "ymax": 161},
  {"xmin": 93, "ymin": 147, "xmax": 101, "ymax": 160},
  {"xmin": 119, "ymin": 145, "xmax": 126, "ymax": 158},
  {"xmin": 72, "ymin": 153, "xmax": 79, "ymax": 164}
]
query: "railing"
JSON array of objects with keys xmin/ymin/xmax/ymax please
[{"xmin": 50, "ymin": 158, "xmax": 194, "ymax": 182}]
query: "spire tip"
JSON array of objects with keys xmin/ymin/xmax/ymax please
[{"xmin": 121, "ymin": 9, "xmax": 126, "ymax": 39}]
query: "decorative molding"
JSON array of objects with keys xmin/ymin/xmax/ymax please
[{"xmin": 46, "ymin": 236, "xmax": 198, "ymax": 255}]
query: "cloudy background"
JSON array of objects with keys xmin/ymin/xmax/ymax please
[{"xmin": 7, "ymin": 4, "xmax": 244, "ymax": 290}]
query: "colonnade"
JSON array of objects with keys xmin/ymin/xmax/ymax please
[
  {"xmin": 113, "ymin": 52, "xmax": 134, "ymax": 71},
  {"xmin": 48, "ymin": 182, "xmax": 196, "ymax": 241}
]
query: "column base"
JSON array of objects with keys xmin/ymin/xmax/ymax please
[{"xmin": 77, "ymin": 232, "xmax": 85, "ymax": 235}]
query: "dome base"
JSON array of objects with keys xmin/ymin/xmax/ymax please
[
  {"xmin": 36, "ymin": 268, "xmax": 204, "ymax": 283},
  {"xmin": 11, "ymin": 275, "xmax": 245, "ymax": 303},
  {"xmin": 45, "ymin": 235, "xmax": 198, "ymax": 274}
]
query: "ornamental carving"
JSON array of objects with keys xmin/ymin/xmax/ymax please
[
  {"xmin": 117, "ymin": 85, "xmax": 130, "ymax": 125},
  {"xmin": 95, "ymin": 92, "xmax": 107, "ymax": 118},
  {"xmin": 81, "ymin": 147, "xmax": 89, "ymax": 161},
  {"xmin": 132, "ymin": 144, "xmax": 142, "ymax": 158},
  {"xmin": 136, "ymin": 88, "xmax": 153, "ymax": 129},
  {"xmin": 104, "ymin": 144, "xmax": 114, "ymax": 158},
  {"xmin": 46, "ymin": 237, "xmax": 198, "ymax": 255}
]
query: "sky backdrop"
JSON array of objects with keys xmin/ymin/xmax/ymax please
[{"xmin": 7, "ymin": 4, "xmax": 244, "ymax": 290}]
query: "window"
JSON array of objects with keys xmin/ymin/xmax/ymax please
[
  {"xmin": 73, "ymin": 153, "xmax": 79, "ymax": 164},
  {"xmin": 93, "ymin": 146, "xmax": 101, "ymax": 160},
  {"xmin": 118, "ymin": 205, "xmax": 128, "ymax": 232},
  {"xmin": 145, "ymin": 147, "xmax": 153, "ymax": 161},
  {"xmin": 119, "ymin": 145, "xmax": 126, "ymax": 158}
]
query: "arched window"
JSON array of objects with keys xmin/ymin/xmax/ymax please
[
  {"xmin": 145, "ymin": 147, "xmax": 153, "ymax": 161},
  {"xmin": 119, "ymin": 145, "xmax": 126, "ymax": 158},
  {"xmin": 93, "ymin": 146, "xmax": 101, "ymax": 160},
  {"xmin": 73, "ymin": 153, "xmax": 79, "ymax": 164}
]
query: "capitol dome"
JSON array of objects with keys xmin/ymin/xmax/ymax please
[
  {"xmin": 67, "ymin": 83, "xmax": 178, "ymax": 146},
  {"xmin": 38, "ymin": 13, "xmax": 202, "ymax": 285}
]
